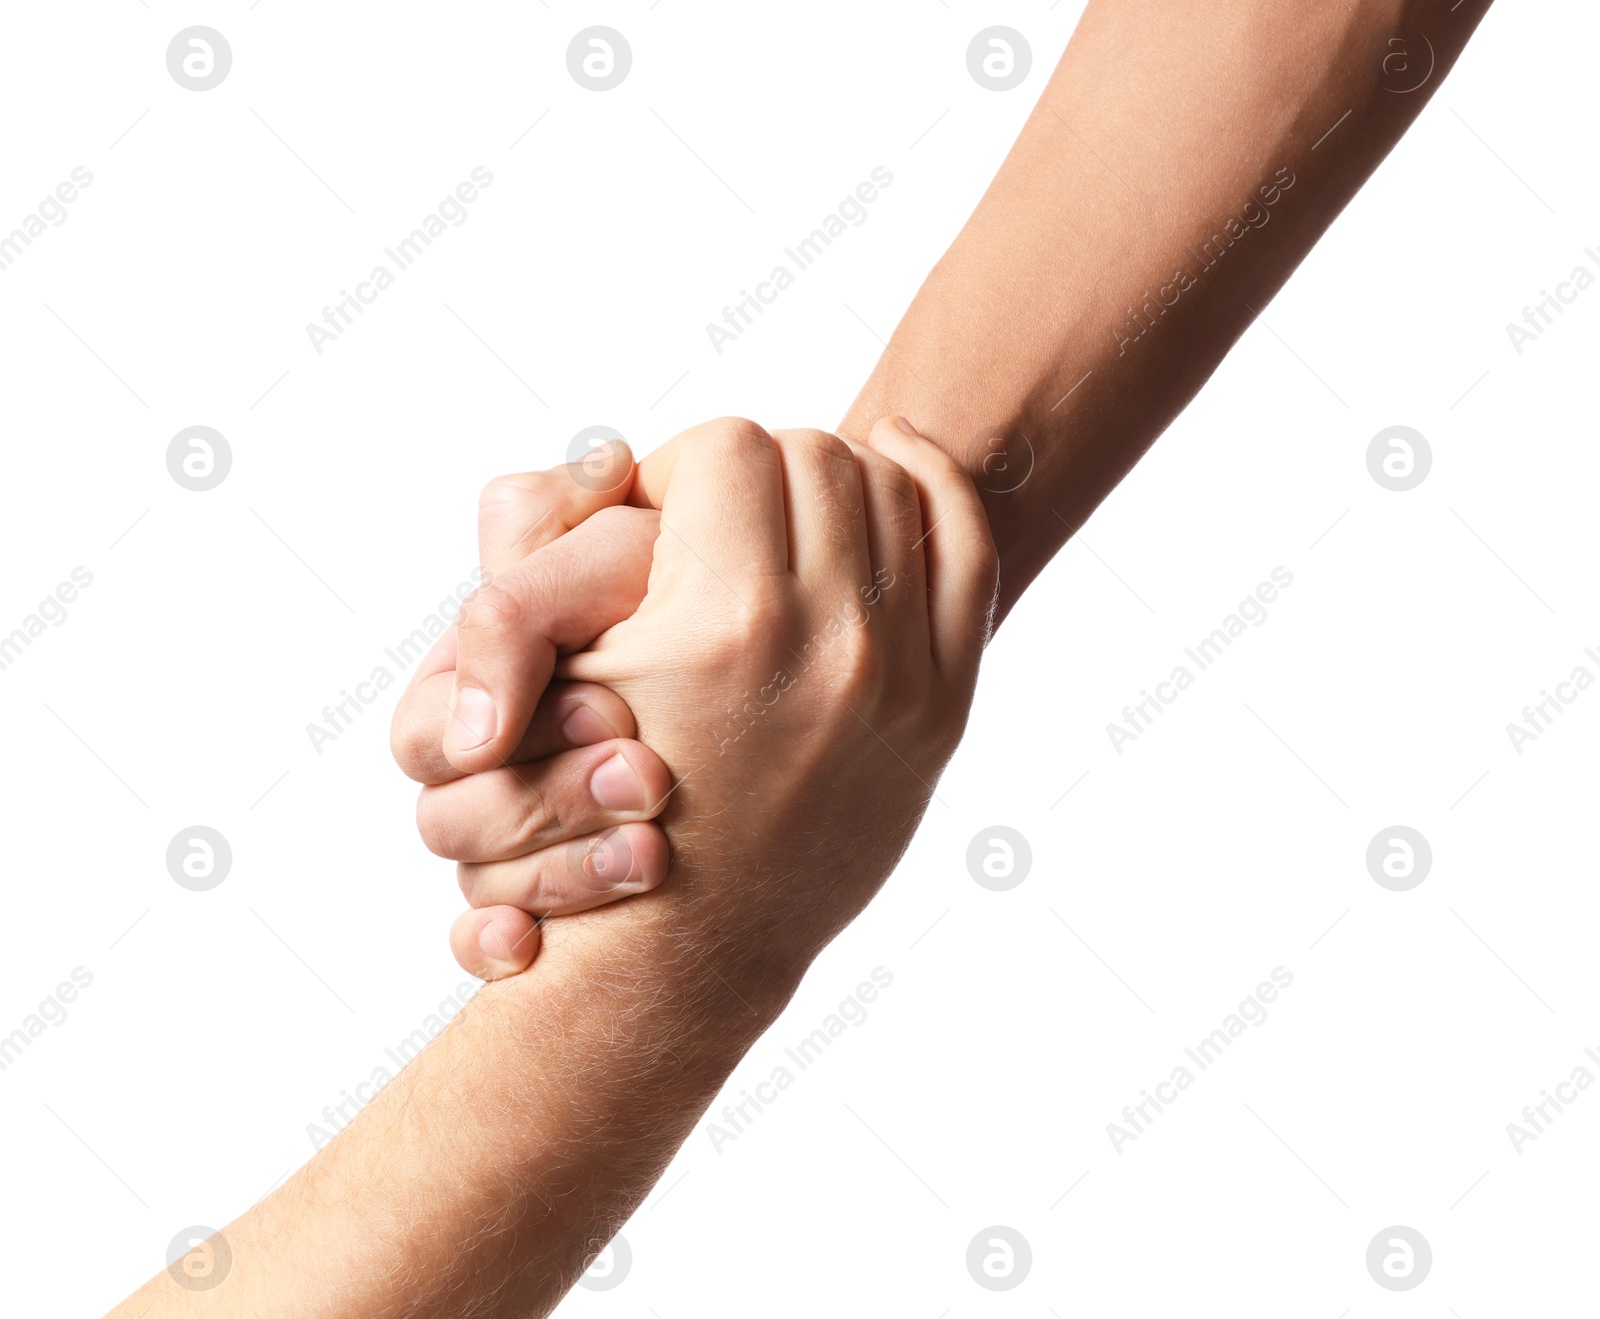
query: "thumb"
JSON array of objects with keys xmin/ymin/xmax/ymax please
[
  {"xmin": 478, "ymin": 440, "xmax": 637, "ymax": 578},
  {"xmin": 444, "ymin": 505, "xmax": 660, "ymax": 774}
]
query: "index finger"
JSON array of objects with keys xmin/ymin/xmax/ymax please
[
  {"xmin": 637, "ymin": 417, "xmax": 789, "ymax": 599},
  {"xmin": 478, "ymin": 440, "xmax": 636, "ymax": 577},
  {"xmin": 444, "ymin": 505, "xmax": 660, "ymax": 774}
]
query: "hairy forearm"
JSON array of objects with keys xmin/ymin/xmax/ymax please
[
  {"xmin": 114, "ymin": 7, "xmax": 1500, "ymax": 1312},
  {"xmin": 111, "ymin": 905, "xmax": 788, "ymax": 1319},
  {"xmin": 840, "ymin": 0, "xmax": 1492, "ymax": 616}
]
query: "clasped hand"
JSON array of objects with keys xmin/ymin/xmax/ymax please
[{"xmin": 391, "ymin": 415, "xmax": 997, "ymax": 992}]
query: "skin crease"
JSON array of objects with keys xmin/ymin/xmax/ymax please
[{"xmin": 109, "ymin": 2, "xmax": 1496, "ymax": 1315}]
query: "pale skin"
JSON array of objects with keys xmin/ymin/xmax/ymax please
[{"xmin": 111, "ymin": 1, "xmax": 1493, "ymax": 1314}]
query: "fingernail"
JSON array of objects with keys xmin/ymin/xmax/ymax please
[
  {"xmin": 577, "ymin": 828, "xmax": 638, "ymax": 891},
  {"xmin": 589, "ymin": 753, "xmax": 648, "ymax": 811},
  {"xmin": 893, "ymin": 415, "xmax": 920, "ymax": 436},
  {"xmin": 479, "ymin": 920, "xmax": 510, "ymax": 963},
  {"xmin": 562, "ymin": 704, "xmax": 615, "ymax": 746},
  {"xmin": 448, "ymin": 686, "xmax": 497, "ymax": 751}
]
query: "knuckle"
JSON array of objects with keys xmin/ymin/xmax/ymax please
[
  {"xmin": 479, "ymin": 474, "xmax": 535, "ymax": 511},
  {"xmin": 510, "ymin": 771, "xmax": 563, "ymax": 851},
  {"xmin": 581, "ymin": 503, "xmax": 637, "ymax": 540},
  {"xmin": 390, "ymin": 706, "xmax": 428, "ymax": 781},
  {"xmin": 787, "ymin": 432, "xmax": 864, "ymax": 504},
  {"xmin": 827, "ymin": 622, "xmax": 885, "ymax": 709},
  {"xmin": 457, "ymin": 581, "xmax": 524, "ymax": 644},
  {"xmin": 691, "ymin": 418, "xmax": 780, "ymax": 473},
  {"xmin": 416, "ymin": 789, "xmax": 457, "ymax": 858},
  {"xmin": 785, "ymin": 428, "xmax": 855, "ymax": 466},
  {"xmin": 705, "ymin": 617, "xmax": 766, "ymax": 678},
  {"xmin": 473, "ymin": 470, "xmax": 563, "ymax": 512},
  {"xmin": 703, "ymin": 416, "xmax": 775, "ymax": 450},
  {"xmin": 716, "ymin": 578, "xmax": 793, "ymax": 660}
]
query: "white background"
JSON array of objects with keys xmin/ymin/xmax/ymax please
[{"xmin": 0, "ymin": 2, "xmax": 1593, "ymax": 1314}]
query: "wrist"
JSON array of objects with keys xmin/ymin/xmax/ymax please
[{"xmin": 497, "ymin": 890, "xmax": 808, "ymax": 1075}]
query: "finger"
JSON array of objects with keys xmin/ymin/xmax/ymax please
[
  {"xmin": 392, "ymin": 630, "xmax": 462, "ymax": 783},
  {"xmin": 770, "ymin": 429, "xmax": 870, "ymax": 586},
  {"xmin": 478, "ymin": 441, "xmax": 637, "ymax": 577},
  {"xmin": 394, "ymin": 446, "xmax": 639, "ymax": 782},
  {"xmin": 840, "ymin": 437, "xmax": 931, "ymax": 646},
  {"xmin": 645, "ymin": 417, "xmax": 788, "ymax": 591},
  {"xmin": 458, "ymin": 821, "xmax": 670, "ymax": 915},
  {"xmin": 865, "ymin": 417, "xmax": 999, "ymax": 682},
  {"xmin": 445, "ymin": 505, "xmax": 659, "ymax": 774},
  {"xmin": 511, "ymin": 681, "xmax": 636, "ymax": 760},
  {"xmin": 451, "ymin": 906, "xmax": 542, "ymax": 980},
  {"xmin": 418, "ymin": 739, "xmax": 672, "ymax": 863},
  {"xmin": 394, "ymin": 675, "xmax": 636, "ymax": 786}
]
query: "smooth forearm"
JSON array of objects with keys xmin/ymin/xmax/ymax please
[{"xmin": 840, "ymin": 0, "xmax": 1492, "ymax": 616}]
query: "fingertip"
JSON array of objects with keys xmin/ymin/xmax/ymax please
[
  {"xmin": 560, "ymin": 699, "xmax": 623, "ymax": 748},
  {"xmin": 510, "ymin": 681, "xmax": 636, "ymax": 762},
  {"xmin": 615, "ymin": 820, "xmax": 671, "ymax": 891},
  {"xmin": 559, "ymin": 821, "xmax": 670, "ymax": 907},
  {"xmin": 564, "ymin": 438, "xmax": 636, "ymax": 498},
  {"xmin": 603, "ymin": 739, "xmax": 676, "ymax": 817},
  {"xmin": 867, "ymin": 415, "xmax": 925, "ymax": 450},
  {"xmin": 441, "ymin": 681, "xmax": 502, "ymax": 772},
  {"xmin": 452, "ymin": 906, "xmax": 540, "ymax": 980}
]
